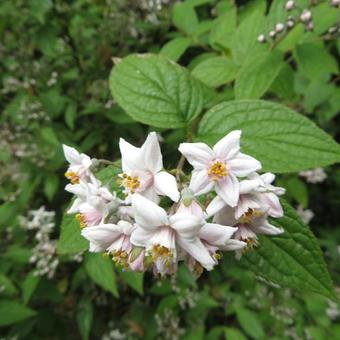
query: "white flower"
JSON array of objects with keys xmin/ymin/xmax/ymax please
[
  {"xmin": 214, "ymin": 205, "xmax": 283, "ymax": 259},
  {"xmin": 82, "ymin": 220, "xmax": 144, "ymax": 269},
  {"xmin": 178, "ymin": 130, "xmax": 261, "ymax": 207},
  {"xmin": 299, "ymin": 168, "xmax": 327, "ymax": 184},
  {"xmin": 296, "ymin": 205, "xmax": 314, "ymax": 224},
  {"xmin": 130, "ymin": 194, "xmax": 216, "ymax": 275},
  {"xmin": 63, "ymin": 144, "xmax": 94, "ymax": 184},
  {"xmin": 119, "ymin": 132, "xmax": 179, "ymax": 202}
]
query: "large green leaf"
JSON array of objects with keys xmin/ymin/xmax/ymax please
[
  {"xmin": 235, "ymin": 50, "xmax": 284, "ymax": 99},
  {"xmin": 0, "ymin": 300, "xmax": 36, "ymax": 326},
  {"xmin": 57, "ymin": 214, "xmax": 88, "ymax": 255},
  {"xmin": 110, "ymin": 54, "xmax": 204, "ymax": 128},
  {"xmin": 198, "ymin": 100, "xmax": 340, "ymax": 173},
  {"xmin": 241, "ymin": 201, "xmax": 335, "ymax": 300},
  {"xmin": 119, "ymin": 270, "xmax": 144, "ymax": 295},
  {"xmin": 160, "ymin": 37, "xmax": 192, "ymax": 62},
  {"xmin": 84, "ymin": 253, "xmax": 118, "ymax": 297}
]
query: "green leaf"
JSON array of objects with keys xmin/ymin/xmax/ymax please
[
  {"xmin": 44, "ymin": 173, "xmax": 59, "ymax": 201},
  {"xmin": 224, "ymin": 327, "xmax": 247, "ymax": 340},
  {"xmin": 84, "ymin": 253, "xmax": 118, "ymax": 297},
  {"xmin": 209, "ymin": 9, "xmax": 237, "ymax": 50},
  {"xmin": 77, "ymin": 298, "xmax": 93, "ymax": 340},
  {"xmin": 235, "ymin": 306, "xmax": 265, "ymax": 339},
  {"xmin": 198, "ymin": 100, "xmax": 340, "ymax": 173},
  {"xmin": 235, "ymin": 50, "xmax": 284, "ymax": 99},
  {"xmin": 231, "ymin": 10, "xmax": 266, "ymax": 65},
  {"xmin": 0, "ymin": 300, "xmax": 36, "ymax": 327},
  {"xmin": 241, "ymin": 201, "xmax": 336, "ymax": 300},
  {"xmin": 110, "ymin": 54, "xmax": 204, "ymax": 128},
  {"xmin": 21, "ymin": 272, "xmax": 40, "ymax": 305},
  {"xmin": 119, "ymin": 271, "xmax": 144, "ymax": 295},
  {"xmin": 160, "ymin": 37, "xmax": 192, "ymax": 62},
  {"xmin": 191, "ymin": 56, "xmax": 238, "ymax": 87},
  {"xmin": 270, "ymin": 63, "xmax": 296, "ymax": 101},
  {"xmin": 0, "ymin": 274, "xmax": 17, "ymax": 297},
  {"xmin": 172, "ymin": 3, "xmax": 199, "ymax": 35},
  {"xmin": 57, "ymin": 214, "xmax": 88, "ymax": 255},
  {"xmin": 294, "ymin": 42, "xmax": 338, "ymax": 81}
]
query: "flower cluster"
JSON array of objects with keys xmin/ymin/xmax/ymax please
[{"xmin": 63, "ymin": 130, "xmax": 285, "ymax": 277}]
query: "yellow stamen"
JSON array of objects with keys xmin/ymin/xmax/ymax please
[
  {"xmin": 75, "ymin": 213, "xmax": 86, "ymax": 228},
  {"xmin": 208, "ymin": 161, "xmax": 228, "ymax": 181},
  {"xmin": 151, "ymin": 245, "xmax": 173, "ymax": 267},
  {"xmin": 242, "ymin": 238, "xmax": 259, "ymax": 253},
  {"xmin": 65, "ymin": 171, "xmax": 79, "ymax": 184},
  {"xmin": 118, "ymin": 173, "xmax": 140, "ymax": 193},
  {"xmin": 239, "ymin": 208, "xmax": 263, "ymax": 224},
  {"xmin": 111, "ymin": 250, "xmax": 129, "ymax": 268},
  {"xmin": 193, "ymin": 262, "xmax": 204, "ymax": 277}
]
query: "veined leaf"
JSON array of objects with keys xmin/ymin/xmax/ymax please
[
  {"xmin": 160, "ymin": 37, "xmax": 191, "ymax": 61},
  {"xmin": 0, "ymin": 300, "xmax": 36, "ymax": 326},
  {"xmin": 110, "ymin": 54, "xmax": 204, "ymax": 128},
  {"xmin": 198, "ymin": 100, "xmax": 340, "ymax": 173},
  {"xmin": 241, "ymin": 201, "xmax": 336, "ymax": 300}
]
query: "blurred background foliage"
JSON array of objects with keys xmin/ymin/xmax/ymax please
[{"xmin": 0, "ymin": 0, "xmax": 339, "ymax": 339}]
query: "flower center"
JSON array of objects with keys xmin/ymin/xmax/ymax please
[
  {"xmin": 65, "ymin": 171, "xmax": 79, "ymax": 184},
  {"xmin": 243, "ymin": 238, "xmax": 259, "ymax": 253},
  {"xmin": 111, "ymin": 250, "xmax": 129, "ymax": 268},
  {"xmin": 119, "ymin": 173, "xmax": 140, "ymax": 193},
  {"xmin": 75, "ymin": 213, "xmax": 86, "ymax": 228},
  {"xmin": 151, "ymin": 245, "xmax": 173, "ymax": 266},
  {"xmin": 239, "ymin": 208, "xmax": 263, "ymax": 224},
  {"xmin": 208, "ymin": 161, "xmax": 228, "ymax": 181}
]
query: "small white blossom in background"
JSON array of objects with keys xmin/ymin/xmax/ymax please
[
  {"xmin": 326, "ymin": 300, "xmax": 340, "ymax": 320},
  {"xmin": 101, "ymin": 321, "xmax": 127, "ymax": 340},
  {"xmin": 299, "ymin": 168, "xmax": 327, "ymax": 183},
  {"xmin": 296, "ymin": 205, "xmax": 314, "ymax": 224},
  {"xmin": 63, "ymin": 130, "xmax": 285, "ymax": 277},
  {"xmin": 155, "ymin": 309, "xmax": 185, "ymax": 340}
]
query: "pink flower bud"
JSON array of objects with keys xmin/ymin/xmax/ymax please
[
  {"xmin": 285, "ymin": 0, "xmax": 295, "ymax": 11},
  {"xmin": 300, "ymin": 9, "xmax": 312, "ymax": 23},
  {"xmin": 257, "ymin": 34, "xmax": 266, "ymax": 43},
  {"xmin": 275, "ymin": 23, "xmax": 285, "ymax": 33}
]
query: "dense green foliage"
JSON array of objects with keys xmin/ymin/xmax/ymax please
[{"xmin": 1, "ymin": 0, "xmax": 340, "ymax": 339}]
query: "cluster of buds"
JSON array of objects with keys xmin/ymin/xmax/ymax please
[{"xmin": 63, "ymin": 130, "xmax": 285, "ymax": 277}]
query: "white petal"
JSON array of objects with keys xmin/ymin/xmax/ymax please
[
  {"xmin": 178, "ymin": 143, "xmax": 214, "ymax": 169},
  {"xmin": 119, "ymin": 138, "xmax": 143, "ymax": 172},
  {"xmin": 177, "ymin": 236, "xmax": 215, "ymax": 271},
  {"xmin": 213, "ymin": 130, "xmax": 241, "ymax": 160},
  {"xmin": 154, "ymin": 171, "xmax": 180, "ymax": 202},
  {"xmin": 141, "ymin": 186, "xmax": 160, "ymax": 204},
  {"xmin": 63, "ymin": 144, "xmax": 81, "ymax": 165},
  {"xmin": 131, "ymin": 194, "xmax": 168, "ymax": 230},
  {"xmin": 81, "ymin": 224, "xmax": 121, "ymax": 251},
  {"xmin": 169, "ymin": 213, "xmax": 204, "ymax": 239},
  {"xmin": 216, "ymin": 175, "xmax": 239, "ymax": 207},
  {"xmin": 228, "ymin": 153, "xmax": 262, "ymax": 177},
  {"xmin": 213, "ymin": 205, "xmax": 238, "ymax": 226},
  {"xmin": 205, "ymin": 196, "xmax": 226, "ymax": 218},
  {"xmin": 199, "ymin": 223, "xmax": 237, "ymax": 247},
  {"xmin": 239, "ymin": 178, "xmax": 262, "ymax": 194},
  {"xmin": 259, "ymin": 193, "xmax": 284, "ymax": 218},
  {"xmin": 234, "ymin": 194, "xmax": 261, "ymax": 220},
  {"xmin": 140, "ymin": 132, "xmax": 163, "ymax": 173},
  {"xmin": 251, "ymin": 217, "xmax": 283, "ymax": 235},
  {"xmin": 130, "ymin": 227, "xmax": 155, "ymax": 247},
  {"xmin": 116, "ymin": 220, "xmax": 135, "ymax": 235},
  {"xmin": 221, "ymin": 239, "xmax": 246, "ymax": 251},
  {"xmin": 260, "ymin": 172, "xmax": 275, "ymax": 184},
  {"xmin": 189, "ymin": 170, "xmax": 214, "ymax": 195},
  {"xmin": 67, "ymin": 198, "xmax": 82, "ymax": 214}
]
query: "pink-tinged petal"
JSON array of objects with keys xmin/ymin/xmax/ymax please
[
  {"xmin": 154, "ymin": 171, "xmax": 180, "ymax": 202},
  {"xmin": 239, "ymin": 178, "xmax": 262, "ymax": 194},
  {"xmin": 213, "ymin": 205, "xmax": 238, "ymax": 226},
  {"xmin": 234, "ymin": 194, "xmax": 261, "ymax": 219},
  {"xmin": 116, "ymin": 220, "xmax": 135, "ymax": 235},
  {"xmin": 130, "ymin": 227, "xmax": 155, "ymax": 248},
  {"xmin": 177, "ymin": 201, "xmax": 205, "ymax": 219},
  {"xmin": 63, "ymin": 144, "xmax": 81, "ymax": 165},
  {"xmin": 260, "ymin": 193, "xmax": 284, "ymax": 218},
  {"xmin": 141, "ymin": 186, "xmax": 160, "ymax": 204},
  {"xmin": 213, "ymin": 130, "xmax": 241, "ymax": 160},
  {"xmin": 177, "ymin": 236, "xmax": 215, "ymax": 271},
  {"xmin": 220, "ymin": 239, "xmax": 246, "ymax": 251},
  {"xmin": 131, "ymin": 194, "xmax": 168, "ymax": 230},
  {"xmin": 199, "ymin": 223, "xmax": 237, "ymax": 247},
  {"xmin": 260, "ymin": 172, "xmax": 275, "ymax": 184},
  {"xmin": 205, "ymin": 196, "xmax": 226, "ymax": 218},
  {"xmin": 228, "ymin": 153, "xmax": 261, "ymax": 177},
  {"xmin": 119, "ymin": 138, "xmax": 143, "ymax": 172},
  {"xmin": 129, "ymin": 250, "xmax": 145, "ymax": 272},
  {"xmin": 189, "ymin": 170, "xmax": 214, "ymax": 195},
  {"xmin": 150, "ymin": 226, "xmax": 176, "ymax": 251},
  {"xmin": 169, "ymin": 213, "xmax": 204, "ymax": 239},
  {"xmin": 140, "ymin": 132, "xmax": 163, "ymax": 173},
  {"xmin": 178, "ymin": 143, "xmax": 214, "ymax": 169},
  {"xmin": 216, "ymin": 175, "xmax": 240, "ymax": 207},
  {"xmin": 251, "ymin": 217, "xmax": 283, "ymax": 235},
  {"xmin": 81, "ymin": 224, "xmax": 121, "ymax": 252}
]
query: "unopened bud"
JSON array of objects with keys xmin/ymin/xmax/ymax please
[
  {"xmin": 300, "ymin": 9, "xmax": 312, "ymax": 23},
  {"xmin": 285, "ymin": 0, "xmax": 295, "ymax": 10},
  {"xmin": 331, "ymin": 0, "xmax": 340, "ymax": 7},
  {"xmin": 328, "ymin": 26, "xmax": 336, "ymax": 34},
  {"xmin": 257, "ymin": 34, "xmax": 266, "ymax": 43},
  {"xmin": 275, "ymin": 23, "xmax": 285, "ymax": 33},
  {"xmin": 181, "ymin": 187, "xmax": 194, "ymax": 207},
  {"xmin": 306, "ymin": 21, "xmax": 314, "ymax": 31},
  {"xmin": 287, "ymin": 19, "xmax": 295, "ymax": 28},
  {"xmin": 269, "ymin": 30, "xmax": 276, "ymax": 38}
]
